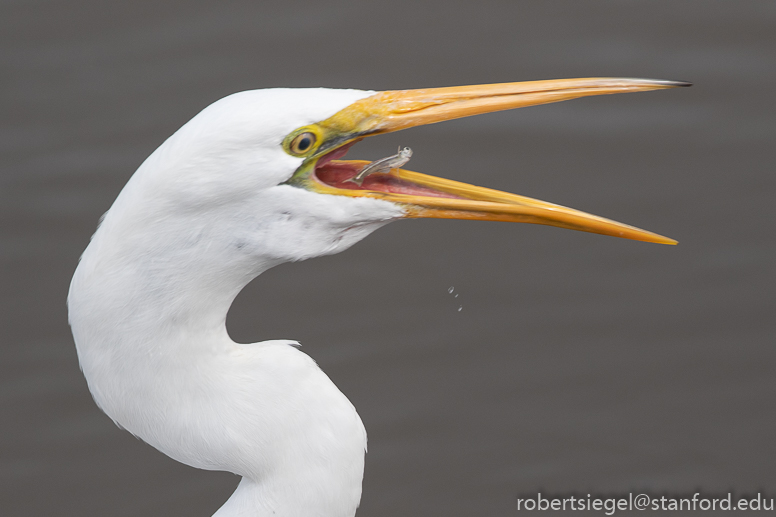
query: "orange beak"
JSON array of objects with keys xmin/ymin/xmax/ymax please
[{"xmin": 300, "ymin": 77, "xmax": 689, "ymax": 244}]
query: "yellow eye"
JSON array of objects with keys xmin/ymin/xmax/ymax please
[{"xmin": 289, "ymin": 132, "xmax": 317, "ymax": 155}]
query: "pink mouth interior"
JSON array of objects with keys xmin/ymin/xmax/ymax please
[{"xmin": 313, "ymin": 143, "xmax": 464, "ymax": 199}]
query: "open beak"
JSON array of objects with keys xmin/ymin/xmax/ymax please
[{"xmin": 300, "ymin": 77, "xmax": 689, "ymax": 244}]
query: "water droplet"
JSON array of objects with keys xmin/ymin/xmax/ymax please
[{"xmin": 448, "ymin": 286, "xmax": 454, "ymax": 294}]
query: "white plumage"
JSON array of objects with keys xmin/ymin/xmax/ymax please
[
  {"xmin": 69, "ymin": 79, "xmax": 684, "ymax": 516},
  {"xmin": 70, "ymin": 89, "xmax": 394, "ymax": 516}
]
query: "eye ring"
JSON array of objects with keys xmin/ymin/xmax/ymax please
[{"xmin": 289, "ymin": 132, "xmax": 317, "ymax": 155}]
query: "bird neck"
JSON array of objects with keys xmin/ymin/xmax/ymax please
[
  {"xmin": 68, "ymin": 197, "xmax": 272, "ymax": 440},
  {"xmin": 71, "ymin": 193, "xmax": 274, "ymax": 347},
  {"xmin": 68, "ymin": 190, "xmax": 367, "ymax": 517}
]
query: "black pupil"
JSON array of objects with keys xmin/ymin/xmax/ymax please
[{"xmin": 297, "ymin": 135, "xmax": 312, "ymax": 151}]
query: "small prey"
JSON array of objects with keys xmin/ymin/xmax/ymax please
[{"xmin": 347, "ymin": 146, "xmax": 413, "ymax": 186}]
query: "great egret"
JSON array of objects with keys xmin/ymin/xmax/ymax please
[{"xmin": 68, "ymin": 78, "xmax": 687, "ymax": 517}]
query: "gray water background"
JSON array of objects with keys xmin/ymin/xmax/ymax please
[{"xmin": 2, "ymin": 1, "xmax": 775, "ymax": 515}]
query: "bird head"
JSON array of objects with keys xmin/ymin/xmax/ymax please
[{"xmin": 115, "ymin": 78, "xmax": 684, "ymax": 269}]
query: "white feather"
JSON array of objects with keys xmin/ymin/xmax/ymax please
[{"xmin": 68, "ymin": 88, "xmax": 406, "ymax": 517}]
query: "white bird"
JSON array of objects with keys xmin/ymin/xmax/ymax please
[{"xmin": 68, "ymin": 78, "xmax": 686, "ymax": 517}]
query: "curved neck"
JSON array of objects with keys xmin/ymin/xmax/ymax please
[
  {"xmin": 69, "ymin": 200, "xmax": 366, "ymax": 517},
  {"xmin": 70, "ymin": 200, "xmax": 278, "ymax": 345},
  {"xmin": 68, "ymin": 206, "xmax": 275, "ymax": 451}
]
